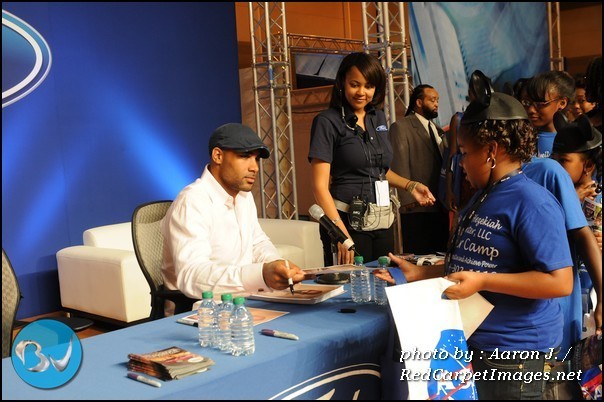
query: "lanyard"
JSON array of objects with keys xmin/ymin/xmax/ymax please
[{"xmin": 445, "ymin": 168, "xmax": 522, "ymax": 271}]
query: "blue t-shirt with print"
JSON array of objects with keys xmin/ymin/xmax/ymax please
[
  {"xmin": 447, "ymin": 174, "xmax": 572, "ymax": 352},
  {"xmin": 536, "ymin": 131, "xmax": 556, "ymax": 158},
  {"xmin": 523, "ymin": 156, "xmax": 588, "ymax": 357}
]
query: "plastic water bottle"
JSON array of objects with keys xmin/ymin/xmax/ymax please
[
  {"xmin": 373, "ymin": 256, "xmax": 389, "ymax": 306},
  {"xmin": 230, "ymin": 296, "xmax": 255, "ymax": 356},
  {"xmin": 198, "ymin": 290, "xmax": 217, "ymax": 348},
  {"xmin": 216, "ymin": 293, "xmax": 234, "ymax": 352},
  {"xmin": 351, "ymin": 255, "xmax": 372, "ymax": 303}
]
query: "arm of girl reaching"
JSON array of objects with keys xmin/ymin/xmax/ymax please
[
  {"xmin": 571, "ymin": 226, "xmax": 603, "ymax": 332},
  {"xmin": 443, "ymin": 267, "xmax": 573, "ymax": 300},
  {"xmin": 310, "ymin": 159, "xmax": 355, "ymax": 265},
  {"xmin": 385, "ymin": 169, "xmax": 436, "ymax": 206},
  {"xmin": 373, "ymin": 252, "xmax": 445, "ymax": 284}
]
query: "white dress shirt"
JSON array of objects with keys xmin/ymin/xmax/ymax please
[{"xmin": 161, "ymin": 165, "xmax": 281, "ymax": 299}]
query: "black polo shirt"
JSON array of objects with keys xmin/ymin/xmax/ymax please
[{"xmin": 308, "ymin": 106, "xmax": 393, "ymax": 204}]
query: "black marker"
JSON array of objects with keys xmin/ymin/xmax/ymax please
[{"xmin": 285, "ymin": 260, "xmax": 294, "ymax": 295}]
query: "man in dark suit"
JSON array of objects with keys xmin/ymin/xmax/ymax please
[{"xmin": 388, "ymin": 84, "xmax": 450, "ymax": 254}]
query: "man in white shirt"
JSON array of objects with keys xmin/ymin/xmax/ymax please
[{"xmin": 161, "ymin": 123, "xmax": 306, "ymax": 299}]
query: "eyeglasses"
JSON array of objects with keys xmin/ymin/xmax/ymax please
[{"xmin": 520, "ymin": 98, "xmax": 561, "ymax": 109}]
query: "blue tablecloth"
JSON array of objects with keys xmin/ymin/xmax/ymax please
[{"xmin": 2, "ymin": 284, "xmax": 400, "ymax": 400}]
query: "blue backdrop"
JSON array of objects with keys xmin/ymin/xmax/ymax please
[
  {"xmin": 408, "ymin": 2, "xmax": 549, "ymax": 128},
  {"xmin": 2, "ymin": 3, "xmax": 242, "ymax": 318}
]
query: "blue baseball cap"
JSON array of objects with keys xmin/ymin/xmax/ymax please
[{"xmin": 209, "ymin": 123, "xmax": 270, "ymax": 158}]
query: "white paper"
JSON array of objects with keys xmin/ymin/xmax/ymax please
[
  {"xmin": 385, "ymin": 278, "xmax": 492, "ymax": 400},
  {"xmin": 457, "ymin": 293, "xmax": 495, "ymax": 339},
  {"xmin": 375, "ymin": 180, "xmax": 390, "ymax": 206}
]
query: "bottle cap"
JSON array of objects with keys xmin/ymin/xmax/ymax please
[
  {"xmin": 378, "ymin": 256, "xmax": 390, "ymax": 266},
  {"xmin": 221, "ymin": 293, "xmax": 233, "ymax": 302},
  {"xmin": 202, "ymin": 290, "xmax": 214, "ymax": 299},
  {"xmin": 354, "ymin": 255, "xmax": 364, "ymax": 264},
  {"xmin": 233, "ymin": 296, "xmax": 246, "ymax": 305}
]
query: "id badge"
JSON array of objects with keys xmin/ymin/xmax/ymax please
[{"xmin": 375, "ymin": 180, "xmax": 390, "ymax": 206}]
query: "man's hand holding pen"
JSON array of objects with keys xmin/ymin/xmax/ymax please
[{"xmin": 262, "ymin": 259, "xmax": 307, "ymax": 292}]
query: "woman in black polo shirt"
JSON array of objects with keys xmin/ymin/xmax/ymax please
[{"xmin": 308, "ymin": 52, "xmax": 435, "ymax": 266}]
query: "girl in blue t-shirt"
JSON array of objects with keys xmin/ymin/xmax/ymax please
[
  {"xmin": 376, "ymin": 82, "xmax": 573, "ymax": 399},
  {"xmin": 519, "ymin": 71, "xmax": 575, "ymax": 158}
]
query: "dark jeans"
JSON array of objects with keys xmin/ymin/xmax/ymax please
[{"xmin": 470, "ymin": 347, "xmax": 555, "ymax": 400}]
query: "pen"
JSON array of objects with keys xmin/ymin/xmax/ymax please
[
  {"xmin": 285, "ymin": 260, "xmax": 294, "ymax": 295},
  {"xmin": 261, "ymin": 328, "xmax": 299, "ymax": 341},
  {"xmin": 176, "ymin": 318, "xmax": 197, "ymax": 326},
  {"xmin": 127, "ymin": 372, "xmax": 162, "ymax": 388}
]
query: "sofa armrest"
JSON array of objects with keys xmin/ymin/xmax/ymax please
[
  {"xmin": 258, "ymin": 219, "xmax": 323, "ymax": 269},
  {"xmin": 83, "ymin": 222, "xmax": 134, "ymax": 251},
  {"xmin": 56, "ymin": 246, "xmax": 151, "ymax": 322}
]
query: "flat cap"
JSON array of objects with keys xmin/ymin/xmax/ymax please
[{"xmin": 209, "ymin": 123, "xmax": 270, "ymax": 158}]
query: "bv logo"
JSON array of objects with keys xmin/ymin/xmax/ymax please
[
  {"xmin": 11, "ymin": 319, "xmax": 83, "ymax": 389},
  {"xmin": 2, "ymin": 9, "xmax": 52, "ymax": 108}
]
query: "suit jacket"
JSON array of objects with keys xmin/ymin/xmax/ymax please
[{"xmin": 388, "ymin": 113, "xmax": 446, "ymax": 213}]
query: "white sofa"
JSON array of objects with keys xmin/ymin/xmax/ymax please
[{"xmin": 56, "ymin": 218, "xmax": 323, "ymax": 325}]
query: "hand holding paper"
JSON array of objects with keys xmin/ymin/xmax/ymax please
[{"xmin": 443, "ymin": 271, "xmax": 484, "ymax": 300}]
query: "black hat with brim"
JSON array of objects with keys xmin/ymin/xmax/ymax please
[
  {"xmin": 209, "ymin": 123, "xmax": 270, "ymax": 158},
  {"xmin": 553, "ymin": 114, "xmax": 602, "ymax": 154}
]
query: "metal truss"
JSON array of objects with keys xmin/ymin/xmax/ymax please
[
  {"xmin": 361, "ymin": 2, "xmax": 410, "ymax": 125},
  {"xmin": 249, "ymin": 2, "xmax": 298, "ymax": 219},
  {"xmin": 547, "ymin": 2, "xmax": 563, "ymax": 71},
  {"xmin": 288, "ymin": 33, "xmax": 363, "ymax": 55}
]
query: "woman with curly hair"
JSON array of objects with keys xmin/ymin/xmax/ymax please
[{"xmin": 376, "ymin": 80, "xmax": 573, "ymax": 399}]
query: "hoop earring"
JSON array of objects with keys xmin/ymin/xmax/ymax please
[{"xmin": 486, "ymin": 156, "xmax": 496, "ymax": 169}]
